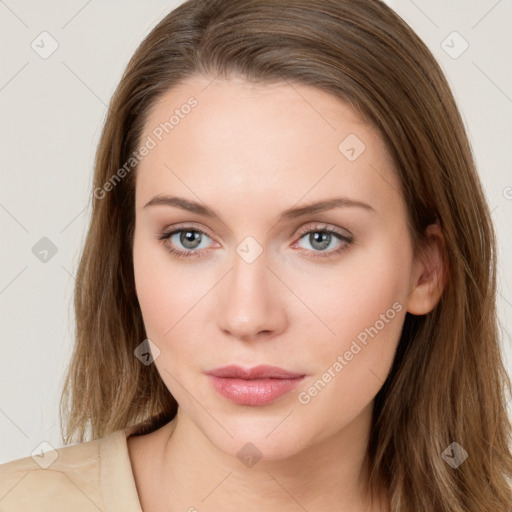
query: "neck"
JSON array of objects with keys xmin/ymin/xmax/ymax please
[{"xmin": 147, "ymin": 403, "xmax": 387, "ymax": 512}]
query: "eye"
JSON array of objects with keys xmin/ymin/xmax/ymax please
[
  {"xmin": 156, "ymin": 223, "xmax": 353, "ymax": 260},
  {"xmin": 292, "ymin": 223, "xmax": 353, "ymax": 259},
  {"xmin": 157, "ymin": 225, "xmax": 216, "ymax": 259}
]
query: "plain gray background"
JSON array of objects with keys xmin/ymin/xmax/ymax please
[{"xmin": 1, "ymin": 0, "xmax": 511, "ymax": 464}]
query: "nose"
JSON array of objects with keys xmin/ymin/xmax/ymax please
[{"xmin": 216, "ymin": 246, "xmax": 288, "ymax": 342}]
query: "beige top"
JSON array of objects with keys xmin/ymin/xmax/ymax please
[{"xmin": 0, "ymin": 424, "xmax": 145, "ymax": 511}]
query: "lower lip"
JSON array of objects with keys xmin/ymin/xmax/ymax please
[{"xmin": 207, "ymin": 375, "xmax": 305, "ymax": 406}]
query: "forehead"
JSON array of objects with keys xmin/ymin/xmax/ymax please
[{"xmin": 135, "ymin": 75, "xmax": 402, "ymax": 217}]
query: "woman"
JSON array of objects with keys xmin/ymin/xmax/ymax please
[{"xmin": 1, "ymin": 0, "xmax": 511, "ymax": 510}]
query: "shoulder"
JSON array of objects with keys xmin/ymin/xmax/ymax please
[{"xmin": 0, "ymin": 431, "xmax": 121, "ymax": 511}]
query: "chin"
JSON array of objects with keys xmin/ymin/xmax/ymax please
[{"xmin": 198, "ymin": 414, "xmax": 311, "ymax": 463}]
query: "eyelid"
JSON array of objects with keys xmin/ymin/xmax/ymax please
[
  {"xmin": 162, "ymin": 222, "xmax": 217, "ymax": 242},
  {"xmin": 161, "ymin": 221, "xmax": 352, "ymax": 245},
  {"xmin": 294, "ymin": 222, "xmax": 352, "ymax": 240}
]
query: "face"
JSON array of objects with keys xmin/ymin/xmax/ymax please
[{"xmin": 132, "ymin": 75, "xmax": 418, "ymax": 461}]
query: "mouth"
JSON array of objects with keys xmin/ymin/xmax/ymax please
[{"xmin": 205, "ymin": 364, "xmax": 306, "ymax": 406}]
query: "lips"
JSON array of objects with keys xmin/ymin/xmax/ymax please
[
  {"xmin": 205, "ymin": 364, "xmax": 306, "ymax": 406},
  {"xmin": 206, "ymin": 364, "xmax": 305, "ymax": 380}
]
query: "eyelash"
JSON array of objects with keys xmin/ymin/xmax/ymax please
[{"xmin": 156, "ymin": 223, "xmax": 353, "ymax": 260}]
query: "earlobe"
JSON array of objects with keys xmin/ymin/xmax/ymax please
[{"xmin": 406, "ymin": 222, "xmax": 448, "ymax": 316}]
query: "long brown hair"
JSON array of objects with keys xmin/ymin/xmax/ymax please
[{"xmin": 60, "ymin": 0, "xmax": 512, "ymax": 509}]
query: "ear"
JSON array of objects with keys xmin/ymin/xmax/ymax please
[{"xmin": 406, "ymin": 221, "xmax": 448, "ymax": 315}]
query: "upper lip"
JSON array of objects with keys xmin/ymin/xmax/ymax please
[{"xmin": 206, "ymin": 364, "xmax": 305, "ymax": 380}]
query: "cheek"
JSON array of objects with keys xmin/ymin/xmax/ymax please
[
  {"xmin": 298, "ymin": 306, "xmax": 403, "ymax": 434},
  {"xmin": 293, "ymin": 243, "xmax": 411, "ymax": 420},
  {"xmin": 133, "ymin": 236, "xmax": 210, "ymax": 404},
  {"xmin": 299, "ymin": 244, "xmax": 409, "ymax": 338},
  {"xmin": 133, "ymin": 231, "xmax": 180, "ymax": 339},
  {"xmin": 292, "ymin": 240, "xmax": 412, "ymax": 396},
  {"xmin": 133, "ymin": 243, "xmax": 162, "ymax": 333},
  {"xmin": 133, "ymin": 233, "xmax": 216, "ymax": 348}
]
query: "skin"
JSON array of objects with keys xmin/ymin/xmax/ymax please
[{"xmin": 129, "ymin": 75, "xmax": 445, "ymax": 512}]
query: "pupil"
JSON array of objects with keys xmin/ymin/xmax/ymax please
[
  {"xmin": 311, "ymin": 232, "xmax": 330, "ymax": 250},
  {"xmin": 182, "ymin": 230, "xmax": 200, "ymax": 248}
]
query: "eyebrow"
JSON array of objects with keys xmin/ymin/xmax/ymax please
[{"xmin": 143, "ymin": 195, "xmax": 375, "ymax": 223}]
